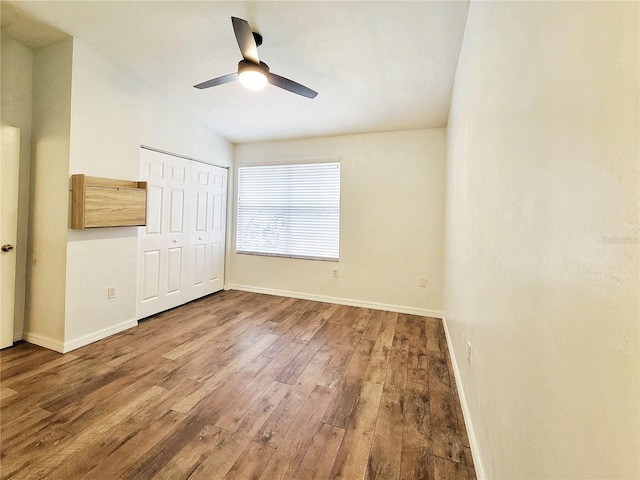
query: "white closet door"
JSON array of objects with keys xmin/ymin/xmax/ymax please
[
  {"xmin": 164, "ymin": 155, "xmax": 191, "ymax": 307},
  {"xmin": 137, "ymin": 149, "xmax": 166, "ymax": 318},
  {"xmin": 189, "ymin": 164, "xmax": 211, "ymax": 300},
  {"xmin": 190, "ymin": 162, "xmax": 227, "ymax": 297},
  {"xmin": 137, "ymin": 148, "xmax": 227, "ymax": 320},
  {"xmin": 137, "ymin": 149, "xmax": 191, "ymax": 318}
]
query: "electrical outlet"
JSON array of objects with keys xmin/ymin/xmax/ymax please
[
  {"xmin": 107, "ymin": 286, "xmax": 116, "ymax": 299},
  {"xmin": 419, "ymin": 277, "xmax": 428, "ymax": 288},
  {"xmin": 466, "ymin": 341, "xmax": 472, "ymax": 365},
  {"xmin": 332, "ymin": 268, "xmax": 339, "ymax": 278}
]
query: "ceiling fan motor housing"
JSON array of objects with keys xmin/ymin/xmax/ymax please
[
  {"xmin": 238, "ymin": 60, "xmax": 270, "ymax": 90},
  {"xmin": 238, "ymin": 59, "xmax": 270, "ymax": 76}
]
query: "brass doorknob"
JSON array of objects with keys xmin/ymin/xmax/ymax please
[{"xmin": 1, "ymin": 244, "xmax": 14, "ymax": 252}]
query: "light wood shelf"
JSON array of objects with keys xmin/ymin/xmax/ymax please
[{"xmin": 71, "ymin": 174, "xmax": 147, "ymax": 229}]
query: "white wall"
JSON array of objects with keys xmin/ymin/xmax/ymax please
[
  {"xmin": 0, "ymin": 32, "xmax": 33, "ymax": 340},
  {"xmin": 64, "ymin": 38, "xmax": 233, "ymax": 348},
  {"xmin": 444, "ymin": 2, "xmax": 639, "ymax": 479},
  {"xmin": 229, "ymin": 129, "xmax": 445, "ymax": 315},
  {"xmin": 25, "ymin": 38, "xmax": 73, "ymax": 350}
]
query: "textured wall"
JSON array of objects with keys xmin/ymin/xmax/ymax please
[{"xmin": 444, "ymin": 2, "xmax": 639, "ymax": 478}]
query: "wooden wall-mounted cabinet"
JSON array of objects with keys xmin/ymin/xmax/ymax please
[{"xmin": 71, "ymin": 175, "xmax": 147, "ymax": 229}]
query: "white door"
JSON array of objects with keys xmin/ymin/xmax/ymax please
[
  {"xmin": 189, "ymin": 163, "xmax": 211, "ymax": 300},
  {"xmin": 190, "ymin": 162, "xmax": 227, "ymax": 298},
  {"xmin": 1, "ymin": 126, "xmax": 20, "ymax": 349},
  {"xmin": 164, "ymin": 155, "xmax": 191, "ymax": 307},
  {"xmin": 137, "ymin": 149, "xmax": 227, "ymax": 319},
  {"xmin": 137, "ymin": 149, "xmax": 191, "ymax": 318},
  {"xmin": 207, "ymin": 166, "xmax": 227, "ymax": 294}
]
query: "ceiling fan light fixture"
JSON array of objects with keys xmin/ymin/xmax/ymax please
[
  {"xmin": 195, "ymin": 18, "xmax": 317, "ymax": 98},
  {"xmin": 238, "ymin": 60, "xmax": 269, "ymax": 91},
  {"xmin": 239, "ymin": 70, "xmax": 267, "ymax": 90}
]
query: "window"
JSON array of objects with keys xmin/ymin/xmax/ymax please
[{"xmin": 236, "ymin": 161, "xmax": 341, "ymax": 261}]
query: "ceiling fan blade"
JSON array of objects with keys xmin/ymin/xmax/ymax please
[
  {"xmin": 194, "ymin": 73, "xmax": 238, "ymax": 89},
  {"xmin": 268, "ymin": 73, "xmax": 318, "ymax": 99},
  {"xmin": 231, "ymin": 17, "xmax": 259, "ymax": 64}
]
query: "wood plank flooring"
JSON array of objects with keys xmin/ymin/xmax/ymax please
[{"xmin": 0, "ymin": 290, "xmax": 476, "ymax": 480}]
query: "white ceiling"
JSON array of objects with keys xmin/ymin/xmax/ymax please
[{"xmin": 3, "ymin": 1, "xmax": 469, "ymax": 144}]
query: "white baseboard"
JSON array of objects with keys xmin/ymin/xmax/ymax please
[
  {"xmin": 441, "ymin": 315, "xmax": 485, "ymax": 480},
  {"xmin": 22, "ymin": 331, "xmax": 65, "ymax": 353},
  {"xmin": 62, "ymin": 318, "xmax": 138, "ymax": 353},
  {"xmin": 23, "ymin": 319, "xmax": 138, "ymax": 353},
  {"xmin": 13, "ymin": 331, "xmax": 23, "ymax": 342},
  {"xmin": 224, "ymin": 284, "xmax": 442, "ymax": 318}
]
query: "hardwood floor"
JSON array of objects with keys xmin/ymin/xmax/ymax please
[{"xmin": 0, "ymin": 290, "xmax": 476, "ymax": 480}]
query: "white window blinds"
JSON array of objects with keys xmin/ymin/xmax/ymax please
[{"xmin": 236, "ymin": 162, "xmax": 341, "ymax": 261}]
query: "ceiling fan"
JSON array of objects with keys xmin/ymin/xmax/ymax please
[{"xmin": 194, "ymin": 17, "xmax": 318, "ymax": 99}]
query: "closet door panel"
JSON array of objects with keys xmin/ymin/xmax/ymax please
[
  {"xmin": 166, "ymin": 247, "xmax": 184, "ymax": 295},
  {"xmin": 188, "ymin": 163, "xmax": 211, "ymax": 299},
  {"xmin": 141, "ymin": 249, "xmax": 161, "ymax": 302},
  {"xmin": 195, "ymin": 192, "xmax": 208, "ymax": 233},
  {"xmin": 193, "ymin": 243, "xmax": 206, "ymax": 287},
  {"xmin": 212, "ymin": 194, "xmax": 223, "ymax": 232},
  {"xmin": 207, "ymin": 166, "xmax": 227, "ymax": 294},
  {"xmin": 138, "ymin": 150, "xmax": 190, "ymax": 318},
  {"xmin": 146, "ymin": 186, "xmax": 163, "ymax": 235},
  {"xmin": 165, "ymin": 156, "xmax": 191, "ymax": 307},
  {"xmin": 138, "ymin": 149, "xmax": 169, "ymax": 318},
  {"xmin": 168, "ymin": 189, "xmax": 185, "ymax": 234},
  {"xmin": 188, "ymin": 162, "xmax": 227, "ymax": 299},
  {"xmin": 208, "ymin": 241, "xmax": 222, "ymax": 283}
]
